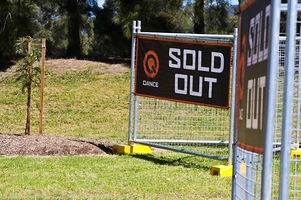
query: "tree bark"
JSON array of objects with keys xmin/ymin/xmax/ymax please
[
  {"xmin": 194, "ymin": 0, "xmax": 205, "ymax": 34},
  {"xmin": 66, "ymin": 0, "xmax": 81, "ymax": 58},
  {"xmin": 24, "ymin": 40, "xmax": 32, "ymax": 136},
  {"xmin": 24, "ymin": 75, "xmax": 31, "ymax": 136}
]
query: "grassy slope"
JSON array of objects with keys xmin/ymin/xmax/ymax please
[
  {"xmin": 0, "ymin": 60, "xmax": 231, "ymax": 199},
  {"xmin": 0, "ymin": 66, "xmax": 130, "ymax": 141}
]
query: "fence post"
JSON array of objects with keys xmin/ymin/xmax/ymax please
[
  {"xmin": 228, "ymin": 28, "xmax": 238, "ymax": 165},
  {"xmin": 261, "ymin": 1, "xmax": 281, "ymax": 199},
  {"xmin": 297, "ymin": 35, "xmax": 301, "ymax": 146},
  {"xmin": 128, "ymin": 20, "xmax": 141, "ymax": 142},
  {"xmin": 278, "ymin": 0, "xmax": 298, "ymax": 199},
  {"xmin": 231, "ymin": 28, "xmax": 239, "ymax": 200}
]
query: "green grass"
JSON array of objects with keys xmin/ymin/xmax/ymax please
[
  {"xmin": 0, "ymin": 63, "xmax": 231, "ymax": 199},
  {"xmin": 0, "ymin": 153, "xmax": 231, "ymax": 200}
]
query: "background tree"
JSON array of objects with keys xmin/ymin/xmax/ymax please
[
  {"xmin": 194, "ymin": 0, "xmax": 205, "ymax": 33},
  {"xmin": 0, "ymin": 0, "xmax": 238, "ymax": 61},
  {"xmin": 113, "ymin": 0, "xmax": 190, "ymax": 37},
  {"xmin": 206, "ymin": 0, "xmax": 235, "ymax": 34},
  {"xmin": 110, "ymin": 0, "xmax": 193, "ymax": 57},
  {"xmin": 64, "ymin": 0, "xmax": 81, "ymax": 57},
  {"xmin": 53, "ymin": 0, "xmax": 96, "ymax": 58},
  {"xmin": 0, "ymin": 0, "xmax": 41, "ymax": 59}
]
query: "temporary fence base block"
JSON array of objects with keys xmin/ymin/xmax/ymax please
[
  {"xmin": 290, "ymin": 149, "xmax": 301, "ymax": 158},
  {"xmin": 210, "ymin": 165, "xmax": 232, "ymax": 177},
  {"xmin": 112, "ymin": 144, "xmax": 131, "ymax": 154},
  {"xmin": 130, "ymin": 145, "xmax": 152, "ymax": 154},
  {"xmin": 112, "ymin": 144, "xmax": 152, "ymax": 155}
]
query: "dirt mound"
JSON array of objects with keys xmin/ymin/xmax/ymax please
[
  {"xmin": 0, "ymin": 133, "xmax": 118, "ymax": 156},
  {"xmin": 45, "ymin": 58, "xmax": 130, "ymax": 75},
  {"xmin": 0, "ymin": 58, "xmax": 130, "ymax": 79}
]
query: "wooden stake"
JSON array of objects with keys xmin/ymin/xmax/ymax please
[{"xmin": 39, "ymin": 38, "xmax": 46, "ymax": 135}]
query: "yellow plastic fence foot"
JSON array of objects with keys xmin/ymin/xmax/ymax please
[
  {"xmin": 290, "ymin": 149, "xmax": 301, "ymax": 158},
  {"xmin": 130, "ymin": 144, "xmax": 152, "ymax": 154},
  {"xmin": 112, "ymin": 144, "xmax": 131, "ymax": 154},
  {"xmin": 211, "ymin": 163, "xmax": 247, "ymax": 177},
  {"xmin": 210, "ymin": 165, "xmax": 233, "ymax": 177},
  {"xmin": 112, "ymin": 144, "xmax": 152, "ymax": 155}
]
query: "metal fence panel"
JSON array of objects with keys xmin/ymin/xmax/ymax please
[
  {"xmin": 273, "ymin": 36, "xmax": 301, "ymax": 200},
  {"xmin": 233, "ymin": 30, "xmax": 301, "ymax": 200},
  {"xmin": 128, "ymin": 21, "xmax": 236, "ymax": 162}
]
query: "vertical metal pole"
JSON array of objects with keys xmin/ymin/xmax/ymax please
[
  {"xmin": 128, "ymin": 20, "xmax": 141, "ymax": 142},
  {"xmin": 228, "ymin": 28, "xmax": 238, "ymax": 166},
  {"xmin": 296, "ymin": 35, "xmax": 301, "ymax": 146},
  {"xmin": 231, "ymin": 28, "xmax": 239, "ymax": 200},
  {"xmin": 261, "ymin": 1, "xmax": 281, "ymax": 199},
  {"xmin": 279, "ymin": 1, "xmax": 298, "ymax": 199},
  {"xmin": 133, "ymin": 21, "xmax": 141, "ymax": 141},
  {"xmin": 39, "ymin": 38, "xmax": 46, "ymax": 135}
]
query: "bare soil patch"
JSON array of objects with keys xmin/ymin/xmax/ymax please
[
  {"xmin": 45, "ymin": 58, "xmax": 130, "ymax": 76},
  {"xmin": 0, "ymin": 133, "xmax": 118, "ymax": 156},
  {"xmin": 0, "ymin": 58, "xmax": 130, "ymax": 79}
]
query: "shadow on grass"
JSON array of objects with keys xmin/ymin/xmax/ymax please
[{"xmin": 131, "ymin": 154, "xmax": 212, "ymax": 170}]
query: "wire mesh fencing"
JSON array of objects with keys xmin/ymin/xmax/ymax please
[
  {"xmin": 271, "ymin": 37, "xmax": 301, "ymax": 200},
  {"xmin": 130, "ymin": 97, "xmax": 231, "ymax": 160}
]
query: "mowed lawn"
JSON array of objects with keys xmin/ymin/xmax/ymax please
[{"xmin": 0, "ymin": 60, "xmax": 231, "ymax": 199}]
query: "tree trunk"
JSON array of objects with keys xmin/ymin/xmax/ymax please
[
  {"xmin": 194, "ymin": 0, "xmax": 205, "ymax": 34},
  {"xmin": 24, "ymin": 76, "xmax": 31, "ymax": 136},
  {"xmin": 24, "ymin": 40, "xmax": 32, "ymax": 136},
  {"xmin": 66, "ymin": 0, "xmax": 81, "ymax": 58}
]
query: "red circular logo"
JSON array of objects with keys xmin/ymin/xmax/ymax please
[{"xmin": 143, "ymin": 50, "xmax": 159, "ymax": 78}]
